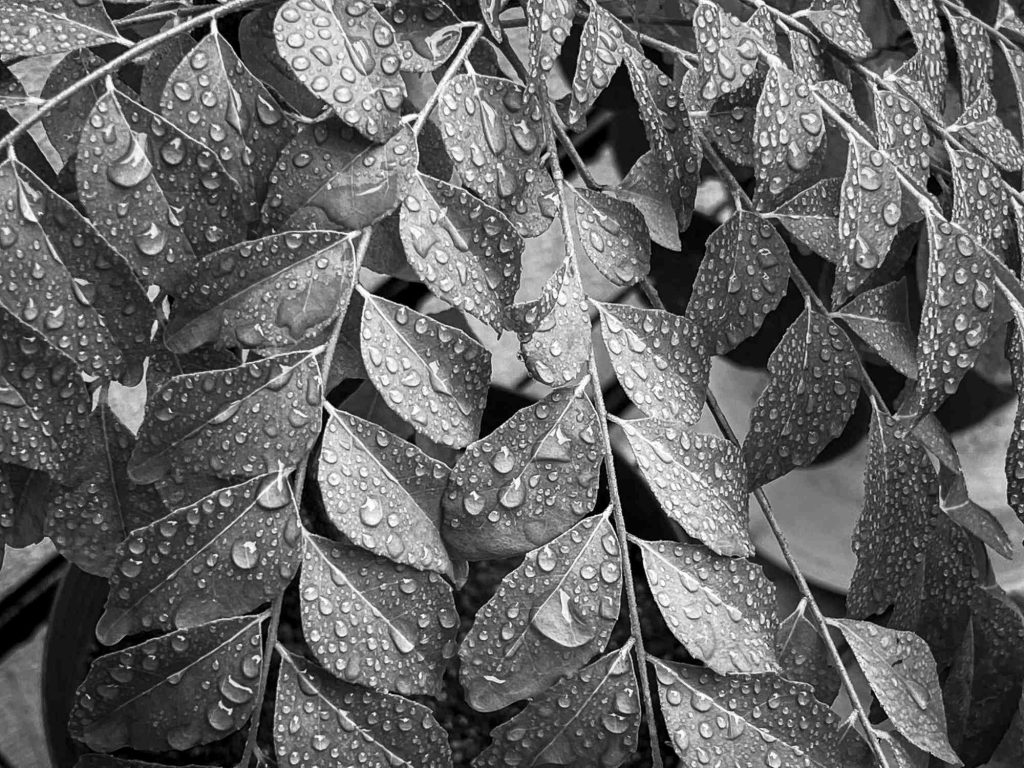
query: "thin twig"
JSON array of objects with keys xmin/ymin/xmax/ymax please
[{"xmin": 410, "ymin": 23, "xmax": 485, "ymax": 137}]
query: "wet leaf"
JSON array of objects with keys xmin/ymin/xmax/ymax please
[
  {"xmin": 692, "ymin": 2, "xmax": 765, "ymax": 103},
  {"xmin": 0, "ymin": 464, "xmax": 55, "ymax": 549},
  {"xmin": 938, "ymin": 464, "xmax": 1013, "ymax": 560},
  {"xmin": 1008, "ymin": 320, "xmax": 1024, "ymax": 527},
  {"xmin": 319, "ymin": 407, "xmax": 453, "ymax": 576},
  {"xmin": 611, "ymin": 150, "xmax": 682, "ymax": 251},
  {"xmin": 436, "ymin": 73, "xmax": 557, "ymax": 237},
  {"xmin": 743, "ymin": 307, "xmax": 861, "ymax": 489},
  {"xmin": 459, "ymin": 513, "xmax": 621, "ymax": 711},
  {"xmin": 96, "ymin": 473, "xmax": 301, "ymax": 645},
  {"xmin": 827, "ymin": 619, "xmax": 959, "ymax": 763},
  {"xmin": 949, "ymin": 92, "xmax": 1024, "ymax": 173},
  {"xmin": 274, "ymin": 651, "xmax": 453, "ymax": 768},
  {"xmin": 571, "ymin": 187, "xmax": 650, "ymax": 287},
  {"xmin": 165, "ymin": 231, "xmax": 356, "ymax": 353},
  {"xmin": 238, "ymin": 5, "xmax": 325, "ymax": 116},
  {"xmin": 686, "ymin": 210, "xmax": 789, "ymax": 355},
  {"xmin": 139, "ymin": 32, "xmax": 197, "ymax": 113},
  {"xmin": 767, "ymin": 177, "xmax": 842, "ymax": 263},
  {"xmin": 380, "ymin": 0, "xmax": 461, "ymax": 73},
  {"xmin": 40, "ymin": 49, "xmax": 110, "ymax": 167},
  {"xmin": 473, "ymin": 645, "xmax": 640, "ymax": 768},
  {"xmin": 889, "ymin": 0, "xmax": 947, "ymax": 118},
  {"xmin": 400, "ymin": 173, "xmax": 523, "ymax": 330},
  {"xmin": 68, "ymin": 615, "xmax": 264, "ymax": 753},
  {"xmin": 803, "ymin": 0, "xmax": 872, "ymax": 59},
  {"xmin": 872, "ymin": 85, "xmax": 930, "ymax": 223},
  {"xmin": 617, "ymin": 418, "xmax": 752, "ymax": 557},
  {"xmin": 300, "ymin": 532, "xmax": 458, "ymax": 697},
  {"xmin": 697, "ymin": 69, "xmax": 764, "ymax": 168},
  {"xmin": 442, "ymin": 383, "xmax": 601, "ymax": 560},
  {"xmin": 129, "ymin": 350, "xmax": 323, "ymax": 484},
  {"xmin": 524, "ymin": 0, "xmax": 576, "ymax": 84},
  {"xmin": 596, "ymin": 302, "xmax": 710, "ymax": 423},
  {"xmin": 0, "ymin": 0, "xmax": 126, "ymax": 60},
  {"xmin": 637, "ymin": 538, "xmax": 779, "ymax": 675},
  {"xmin": 565, "ymin": 3, "xmax": 627, "ymax": 126},
  {"xmin": 946, "ymin": 12, "xmax": 993, "ymax": 108},
  {"xmin": 776, "ymin": 598, "xmax": 841, "ymax": 703},
  {"xmin": 832, "ymin": 279, "xmax": 918, "ymax": 379},
  {"xmin": 360, "ymin": 292, "xmax": 490, "ymax": 448}
]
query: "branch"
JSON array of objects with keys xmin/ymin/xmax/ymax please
[{"xmin": 410, "ymin": 23, "xmax": 485, "ymax": 137}]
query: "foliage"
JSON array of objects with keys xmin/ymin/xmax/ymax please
[{"xmin": 2, "ymin": 0, "xmax": 1024, "ymax": 766}]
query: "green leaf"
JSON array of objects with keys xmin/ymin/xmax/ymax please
[
  {"xmin": 827, "ymin": 618, "xmax": 960, "ymax": 763},
  {"xmin": 381, "ymin": 0, "xmax": 461, "ymax": 73},
  {"xmin": 0, "ymin": 0, "xmax": 126, "ymax": 61},
  {"xmin": 565, "ymin": 3, "xmax": 627, "ymax": 126},
  {"xmin": 400, "ymin": 172, "xmax": 523, "ymax": 330},
  {"xmin": 319, "ymin": 407, "xmax": 453, "ymax": 576},
  {"xmin": 360, "ymin": 292, "xmax": 490, "ymax": 448},
  {"xmin": 743, "ymin": 306, "xmax": 861, "ymax": 489},
  {"xmin": 637, "ymin": 538, "xmax": 779, "ymax": 674},
  {"xmin": 831, "ymin": 278, "xmax": 918, "ymax": 379},
  {"xmin": 473, "ymin": 645, "xmax": 640, "ymax": 768},
  {"xmin": 128, "ymin": 350, "xmax": 323, "ymax": 484},
  {"xmin": 275, "ymin": 0, "xmax": 406, "ymax": 141},
  {"xmin": 274, "ymin": 651, "xmax": 453, "ymax": 768},
  {"xmin": 165, "ymin": 231, "xmax": 356, "ymax": 353},
  {"xmin": 767, "ymin": 177, "xmax": 842, "ymax": 263},
  {"xmin": 442, "ymin": 383, "xmax": 601, "ymax": 560},
  {"xmin": 459, "ymin": 513, "xmax": 620, "ymax": 711},
  {"xmin": 95, "ymin": 473, "xmax": 301, "ymax": 645},
  {"xmin": 890, "ymin": 0, "xmax": 947, "ymax": 118},
  {"xmin": 571, "ymin": 187, "xmax": 651, "ymax": 287},
  {"xmin": 611, "ymin": 150, "xmax": 682, "ymax": 251},
  {"xmin": 617, "ymin": 418, "xmax": 752, "ymax": 557},
  {"xmin": 803, "ymin": 0, "xmax": 872, "ymax": 59},
  {"xmin": 686, "ymin": 210, "xmax": 789, "ymax": 355},
  {"xmin": 509, "ymin": 255, "xmax": 591, "ymax": 388},
  {"xmin": 776, "ymin": 598, "xmax": 841, "ymax": 703},
  {"xmin": 300, "ymin": 532, "xmax": 458, "ymax": 696},
  {"xmin": 436, "ymin": 73, "xmax": 557, "ymax": 237},
  {"xmin": 68, "ymin": 615, "xmax": 265, "ymax": 753}
]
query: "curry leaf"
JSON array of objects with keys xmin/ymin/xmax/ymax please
[
  {"xmin": 0, "ymin": 0, "xmax": 126, "ymax": 60},
  {"xmin": 776, "ymin": 598, "xmax": 841, "ymax": 703},
  {"xmin": 890, "ymin": 0, "xmax": 947, "ymax": 118},
  {"xmin": 571, "ymin": 187, "xmax": 650, "ymax": 287},
  {"xmin": 831, "ymin": 279, "xmax": 918, "ymax": 379},
  {"xmin": 767, "ymin": 178, "xmax": 842, "ymax": 263},
  {"xmin": 565, "ymin": 3, "xmax": 627, "ymax": 126}
]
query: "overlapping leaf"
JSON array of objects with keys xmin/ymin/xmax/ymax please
[
  {"xmin": 832, "ymin": 279, "xmax": 918, "ymax": 378},
  {"xmin": 565, "ymin": 3, "xmax": 627, "ymax": 126},
  {"xmin": 938, "ymin": 465, "xmax": 1013, "ymax": 560},
  {"xmin": 459, "ymin": 513, "xmax": 620, "ymax": 711},
  {"xmin": 803, "ymin": 0, "xmax": 872, "ymax": 59},
  {"xmin": 473, "ymin": 645, "xmax": 640, "ymax": 768},
  {"xmin": 524, "ymin": 0, "xmax": 576, "ymax": 82},
  {"xmin": 618, "ymin": 418, "xmax": 752, "ymax": 556},
  {"xmin": 637, "ymin": 538, "xmax": 779, "ymax": 675},
  {"xmin": 948, "ymin": 139, "xmax": 1017, "ymax": 250},
  {"xmin": 611, "ymin": 150, "xmax": 682, "ymax": 251},
  {"xmin": 950, "ymin": 92, "xmax": 1024, "ymax": 172},
  {"xmin": 95, "ymin": 474, "xmax": 301, "ymax": 645},
  {"xmin": 359, "ymin": 293, "xmax": 490, "ymax": 448},
  {"xmin": 300, "ymin": 532, "xmax": 458, "ymax": 696},
  {"xmin": 571, "ymin": 187, "xmax": 650, "ymax": 287},
  {"xmin": 946, "ymin": 12, "xmax": 993, "ymax": 107},
  {"xmin": 379, "ymin": 0, "xmax": 460, "ymax": 73},
  {"xmin": 1007, "ymin": 320, "xmax": 1024, "ymax": 526},
  {"xmin": 776, "ymin": 598, "xmax": 841, "ymax": 703},
  {"xmin": 889, "ymin": 0, "xmax": 947, "ymax": 118},
  {"xmin": 128, "ymin": 351, "xmax": 323, "ymax": 484},
  {"xmin": 0, "ymin": 464, "xmax": 54, "ymax": 551},
  {"xmin": 767, "ymin": 177, "xmax": 842, "ymax": 262},
  {"xmin": 318, "ymin": 407, "xmax": 452, "ymax": 576},
  {"xmin": 872, "ymin": 85, "xmax": 930, "ymax": 225},
  {"xmin": 442, "ymin": 384, "xmax": 601, "ymax": 560},
  {"xmin": 40, "ymin": 49, "xmax": 109, "ymax": 167},
  {"xmin": 692, "ymin": 2, "xmax": 764, "ymax": 102},
  {"xmin": 68, "ymin": 616, "xmax": 264, "ymax": 753},
  {"xmin": 0, "ymin": 0, "xmax": 126, "ymax": 60},
  {"xmin": 238, "ymin": 5, "xmax": 323, "ymax": 116}
]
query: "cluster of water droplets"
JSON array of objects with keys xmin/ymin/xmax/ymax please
[
  {"xmin": 754, "ymin": 66, "xmax": 825, "ymax": 200},
  {"xmin": 0, "ymin": 0, "xmax": 120, "ymax": 59},
  {"xmin": 565, "ymin": 5, "xmax": 625, "ymax": 126},
  {"xmin": 572, "ymin": 187, "xmax": 650, "ymax": 287},
  {"xmin": 379, "ymin": 0, "xmax": 461, "ymax": 72},
  {"xmin": 775, "ymin": 600, "xmax": 842, "ymax": 702},
  {"xmin": 693, "ymin": 1, "xmax": 762, "ymax": 103}
]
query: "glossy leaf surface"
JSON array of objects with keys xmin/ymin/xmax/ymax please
[{"xmin": 571, "ymin": 187, "xmax": 650, "ymax": 287}]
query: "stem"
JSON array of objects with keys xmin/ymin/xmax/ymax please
[
  {"xmin": 699, "ymin": 137, "xmax": 748, "ymax": 210},
  {"xmin": 410, "ymin": 23, "xmax": 485, "ymax": 137},
  {"xmin": 549, "ymin": 113, "xmax": 605, "ymax": 189}
]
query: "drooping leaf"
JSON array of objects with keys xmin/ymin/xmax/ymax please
[
  {"xmin": 692, "ymin": 2, "xmax": 764, "ymax": 102},
  {"xmin": 274, "ymin": 651, "xmax": 453, "ymax": 768},
  {"xmin": 950, "ymin": 92, "xmax": 1024, "ymax": 173},
  {"xmin": 238, "ymin": 5, "xmax": 324, "ymax": 116},
  {"xmin": 473, "ymin": 645, "xmax": 640, "ymax": 768},
  {"xmin": 95, "ymin": 473, "xmax": 301, "ymax": 645},
  {"xmin": 686, "ymin": 210, "xmax": 790, "ymax": 354},
  {"xmin": 827, "ymin": 619, "xmax": 959, "ymax": 763},
  {"xmin": 165, "ymin": 231, "xmax": 356, "ymax": 353},
  {"xmin": 359, "ymin": 292, "xmax": 490, "ymax": 448},
  {"xmin": 596, "ymin": 302, "xmax": 710, "ymax": 423},
  {"xmin": 571, "ymin": 187, "xmax": 650, "ymax": 287},
  {"xmin": 889, "ymin": 0, "xmax": 947, "ymax": 118},
  {"xmin": 743, "ymin": 307, "xmax": 861, "ymax": 489},
  {"xmin": 68, "ymin": 615, "xmax": 265, "ymax": 753},
  {"xmin": 946, "ymin": 12, "xmax": 993, "ymax": 108},
  {"xmin": 139, "ymin": 31, "xmax": 197, "ymax": 113},
  {"xmin": 524, "ymin": 0, "xmax": 576, "ymax": 83},
  {"xmin": 611, "ymin": 150, "xmax": 682, "ymax": 251},
  {"xmin": 300, "ymin": 532, "xmax": 458, "ymax": 697},
  {"xmin": 617, "ymin": 418, "xmax": 752, "ymax": 557},
  {"xmin": 318, "ymin": 407, "xmax": 453, "ymax": 576},
  {"xmin": 776, "ymin": 598, "xmax": 841, "ymax": 703},
  {"xmin": 0, "ymin": 0, "xmax": 126, "ymax": 60},
  {"xmin": 128, "ymin": 351, "xmax": 323, "ymax": 484},
  {"xmin": 938, "ymin": 464, "xmax": 1013, "ymax": 560},
  {"xmin": 442, "ymin": 383, "xmax": 601, "ymax": 560},
  {"xmin": 565, "ymin": 3, "xmax": 627, "ymax": 126},
  {"xmin": 399, "ymin": 172, "xmax": 523, "ymax": 330},
  {"xmin": 832, "ymin": 279, "xmax": 918, "ymax": 379},
  {"xmin": 436, "ymin": 73, "xmax": 557, "ymax": 237},
  {"xmin": 872, "ymin": 84, "xmax": 930, "ymax": 224},
  {"xmin": 803, "ymin": 0, "xmax": 872, "ymax": 59},
  {"xmin": 459, "ymin": 513, "xmax": 620, "ymax": 711},
  {"xmin": 39, "ymin": 49, "xmax": 109, "ymax": 167},
  {"xmin": 637, "ymin": 538, "xmax": 779, "ymax": 675},
  {"xmin": 767, "ymin": 177, "xmax": 842, "ymax": 263},
  {"xmin": 653, "ymin": 657, "xmax": 850, "ymax": 766},
  {"xmin": 380, "ymin": 0, "xmax": 460, "ymax": 73}
]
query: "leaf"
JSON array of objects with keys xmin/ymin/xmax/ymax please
[
  {"xmin": 617, "ymin": 418, "xmax": 752, "ymax": 557},
  {"xmin": 949, "ymin": 92, "xmax": 1024, "ymax": 173},
  {"xmin": 139, "ymin": 32, "xmax": 197, "ymax": 113},
  {"xmin": 274, "ymin": 652, "xmax": 453, "ymax": 768},
  {"xmin": 565, "ymin": 3, "xmax": 627, "ymax": 126},
  {"xmin": 300, "ymin": 532, "xmax": 457, "ymax": 696},
  {"xmin": 508, "ymin": 255, "xmax": 591, "ymax": 387},
  {"xmin": 68, "ymin": 615, "xmax": 265, "ymax": 753},
  {"xmin": 399, "ymin": 172, "xmax": 523, "ymax": 330},
  {"xmin": 697, "ymin": 69, "xmax": 764, "ymax": 167},
  {"xmin": 360, "ymin": 292, "xmax": 490, "ymax": 448},
  {"xmin": 832, "ymin": 278, "xmax": 918, "ymax": 378},
  {"xmin": 442, "ymin": 383, "xmax": 601, "ymax": 560},
  {"xmin": 263, "ymin": 120, "xmax": 419, "ymax": 233},
  {"xmin": 803, "ymin": 0, "xmax": 872, "ymax": 59},
  {"xmin": 610, "ymin": 150, "xmax": 682, "ymax": 251},
  {"xmin": 827, "ymin": 619, "xmax": 959, "ymax": 763},
  {"xmin": 889, "ymin": 0, "xmax": 947, "ymax": 118},
  {"xmin": 776, "ymin": 598, "xmax": 841, "ymax": 703},
  {"xmin": 275, "ymin": 0, "xmax": 405, "ymax": 141},
  {"xmin": 39, "ymin": 49, "xmax": 109, "ymax": 167},
  {"xmin": 743, "ymin": 306, "xmax": 861, "ymax": 489},
  {"xmin": 938, "ymin": 464, "xmax": 1013, "ymax": 560},
  {"xmin": 436, "ymin": 73, "xmax": 557, "ymax": 237},
  {"xmin": 686, "ymin": 210, "xmax": 790, "ymax": 355},
  {"xmin": 165, "ymin": 231, "xmax": 356, "ymax": 353},
  {"xmin": 637, "ymin": 538, "xmax": 779, "ymax": 675},
  {"xmin": 596, "ymin": 302, "xmax": 710, "ymax": 423},
  {"xmin": 653, "ymin": 657, "xmax": 850, "ymax": 766},
  {"xmin": 0, "ymin": 464, "xmax": 54, "ymax": 549},
  {"xmin": 128, "ymin": 351, "xmax": 323, "ymax": 484},
  {"xmin": 459, "ymin": 513, "xmax": 620, "ymax": 711},
  {"xmin": 692, "ymin": 2, "xmax": 764, "ymax": 102},
  {"xmin": 1008, "ymin": 320, "xmax": 1024, "ymax": 527},
  {"xmin": 75, "ymin": 756, "xmax": 212, "ymax": 768},
  {"xmin": 525, "ymin": 0, "xmax": 577, "ymax": 82},
  {"xmin": 767, "ymin": 177, "xmax": 842, "ymax": 263},
  {"xmin": 942, "ymin": 620, "xmax": 975, "ymax": 755},
  {"xmin": 95, "ymin": 473, "xmax": 301, "ymax": 645},
  {"xmin": 472, "ymin": 645, "xmax": 640, "ymax": 768},
  {"xmin": 319, "ymin": 407, "xmax": 453, "ymax": 576},
  {"xmin": 872, "ymin": 84, "xmax": 930, "ymax": 225},
  {"xmin": 946, "ymin": 12, "xmax": 993, "ymax": 108},
  {"xmin": 571, "ymin": 187, "xmax": 650, "ymax": 287},
  {"xmin": 0, "ymin": 0, "xmax": 126, "ymax": 60},
  {"xmin": 380, "ymin": 0, "xmax": 461, "ymax": 73}
]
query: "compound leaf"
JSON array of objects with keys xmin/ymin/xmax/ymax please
[
  {"xmin": 776, "ymin": 598, "xmax": 841, "ymax": 703},
  {"xmin": 0, "ymin": 0, "xmax": 126, "ymax": 61},
  {"xmin": 832, "ymin": 279, "xmax": 918, "ymax": 379},
  {"xmin": 565, "ymin": 4, "xmax": 627, "ymax": 126},
  {"xmin": 571, "ymin": 187, "xmax": 650, "ymax": 287}
]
